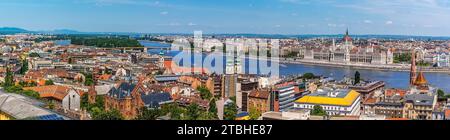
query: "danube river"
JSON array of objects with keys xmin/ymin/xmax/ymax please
[{"xmin": 139, "ymin": 40, "xmax": 450, "ymax": 92}]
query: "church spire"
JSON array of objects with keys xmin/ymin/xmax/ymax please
[{"xmin": 346, "ymin": 28, "xmax": 349, "ymax": 36}]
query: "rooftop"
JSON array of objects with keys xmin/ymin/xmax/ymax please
[
  {"xmin": 296, "ymin": 89, "xmax": 360, "ymax": 106},
  {"xmin": 248, "ymin": 89, "xmax": 270, "ymax": 99},
  {"xmin": 405, "ymin": 93, "xmax": 436, "ymax": 106},
  {"xmin": 108, "ymin": 82, "xmax": 136, "ymax": 99},
  {"xmin": 24, "ymin": 85, "xmax": 73, "ymax": 101},
  {"xmin": 141, "ymin": 92, "xmax": 172, "ymax": 108},
  {"xmin": 0, "ymin": 92, "xmax": 65, "ymax": 120}
]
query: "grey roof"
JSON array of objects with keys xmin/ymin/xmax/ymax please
[
  {"xmin": 310, "ymin": 88, "xmax": 351, "ymax": 98},
  {"xmin": 0, "ymin": 92, "xmax": 58, "ymax": 119},
  {"xmin": 154, "ymin": 75, "xmax": 180, "ymax": 82},
  {"xmin": 108, "ymin": 82, "xmax": 136, "ymax": 99},
  {"xmin": 95, "ymin": 84, "xmax": 115, "ymax": 95},
  {"xmin": 141, "ymin": 92, "xmax": 172, "ymax": 108},
  {"xmin": 405, "ymin": 94, "xmax": 436, "ymax": 106}
]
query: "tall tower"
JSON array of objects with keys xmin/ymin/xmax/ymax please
[{"xmin": 410, "ymin": 49, "xmax": 417, "ymax": 86}]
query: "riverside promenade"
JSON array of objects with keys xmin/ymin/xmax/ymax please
[{"xmin": 281, "ymin": 58, "xmax": 450, "ymax": 73}]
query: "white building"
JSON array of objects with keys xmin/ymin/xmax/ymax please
[
  {"xmin": 31, "ymin": 59, "xmax": 53, "ymax": 70},
  {"xmin": 62, "ymin": 89, "xmax": 81, "ymax": 111},
  {"xmin": 294, "ymin": 89, "xmax": 361, "ymax": 116},
  {"xmin": 261, "ymin": 109, "xmax": 311, "ymax": 120},
  {"xmin": 437, "ymin": 53, "xmax": 449, "ymax": 67}
]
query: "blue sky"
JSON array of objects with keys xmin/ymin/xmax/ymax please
[{"xmin": 1, "ymin": 0, "xmax": 450, "ymax": 36}]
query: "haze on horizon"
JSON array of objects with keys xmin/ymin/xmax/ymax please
[{"xmin": 1, "ymin": 0, "xmax": 450, "ymax": 36}]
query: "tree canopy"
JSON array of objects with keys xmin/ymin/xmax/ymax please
[
  {"xmin": 302, "ymin": 73, "xmax": 316, "ymax": 80},
  {"xmin": 354, "ymin": 71, "xmax": 361, "ymax": 85},
  {"xmin": 224, "ymin": 101, "xmax": 237, "ymax": 120},
  {"xmin": 3, "ymin": 67, "xmax": 14, "ymax": 88},
  {"xmin": 135, "ymin": 107, "xmax": 162, "ymax": 120},
  {"xmin": 249, "ymin": 106, "xmax": 262, "ymax": 120},
  {"xmin": 394, "ymin": 53, "xmax": 411, "ymax": 63},
  {"xmin": 197, "ymin": 86, "xmax": 213, "ymax": 100},
  {"xmin": 92, "ymin": 109, "xmax": 124, "ymax": 120},
  {"xmin": 71, "ymin": 37, "xmax": 143, "ymax": 48},
  {"xmin": 28, "ymin": 52, "xmax": 40, "ymax": 58},
  {"xmin": 311, "ymin": 105, "xmax": 327, "ymax": 116},
  {"xmin": 45, "ymin": 80, "xmax": 54, "ymax": 85},
  {"xmin": 20, "ymin": 59, "xmax": 28, "ymax": 75},
  {"xmin": 186, "ymin": 103, "xmax": 201, "ymax": 120}
]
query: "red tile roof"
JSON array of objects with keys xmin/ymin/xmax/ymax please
[
  {"xmin": 248, "ymin": 89, "xmax": 270, "ymax": 99},
  {"xmin": 24, "ymin": 85, "xmax": 74, "ymax": 101}
]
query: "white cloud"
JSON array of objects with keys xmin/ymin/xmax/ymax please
[
  {"xmin": 363, "ymin": 20, "xmax": 372, "ymax": 24},
  {"xmin": 327, "ymin": 23, "xmax": 346, "ymax": 28},
  {"xmin": 160, "ymin": 11, "xmax": 168, "ymax": 15},
  {"xmin": 188, "ymin": 22, "xmax": 197, "ymax": 26},
  {"xmin": 327, "ymin": 23, "xmax": 337, "ymax": 27},
  {"xmin": 385, "ymin": 21, "xmax": 393, "ymax": 25}
]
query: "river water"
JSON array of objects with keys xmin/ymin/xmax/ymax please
[{"xmin": 139, "ymin": 40, "xmax": 450, "ymax": 92}]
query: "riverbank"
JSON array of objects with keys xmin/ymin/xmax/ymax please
[
  {"xmin": 288, "ymin": 59, "xmax": 450, "ymax": 73},
  {"xmin": 244, "ymin": 55, "xmax": 450, "ymax": 73}
]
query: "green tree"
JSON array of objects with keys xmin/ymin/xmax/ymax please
[
  {"xmin": 70, "ymin": 37, "xmax": 143, "ymax": 48},
  {"xmin": 45, "ymin": 80, "xmax": 54, "ymax": 85},
  {"xmin": 303, "ymin": 73, "xmax": 315, "ymax": 80},
  {"xmin": 3, "ymin": 67, "xmax": 14, "ymax": 88},
  {"xmin": 224, "ymin": 101, "xmax": 237, "ymax": 120},
  {"xmin": 197, "ymin": 86, "xmax": 212, "ymax": 100},
  {"xmin": 198, "ymin": 111, "xmax": 217, "ymax": 120},
  {"xmin": 81, "ymin": 95, "xmax": 105, "ymax": 113},
  {"xmin": 28, "ymin": 52, "xmax": 40, "ymax": 58},
  {"xmin": 18, "ymin": 81, "xmax": 37, "ymax": 87},
  {"xmin": 83, "ymin": 72, "xmax": 94, "ymax": 86},
  {"xmin": 186, "ymin": 103, "xmax": 201, "ymax": 120},
  {"xmin": 249, "ymin": 106, "xmax": 261, "ymax": 120},
  {"xmin": 47, "ymin": 101, "xmax": 55, "ymax": 109},
  {"xmin": 394, "ymin": 53, "xmax": 412, "ymax": 63},
  {"xmin": 354, "ymin": 71, "xmax": 361, "ymax": 85},
  {"xmin": 20, "ymin": 59, "xmax": 28, "ymax": 75},
  {"xmin": 311, "ymin": 105, "xmax": 327, "ymax": 116},
  {"xmin": 208, "ymin": 99, "xmax": 217, "ymax": 115},
  {"xmin": 90, "ymin": 107, "xmax": 103, "ymax": 117},
  {"xmin": 135, "ymin": 107, "xmax": 162, "ymax": 120},
  {"xmin": 92, "ymin": 109, "xmax": 124, "ymax": 120},
  {"xmin": 161, "ymin": 103, "xmax": 184, "ymax": 120},
  {"xmin": 4, "ymin": 85, "xmax": 23, "ymax": 93},
  {"xmin": 95, "ymin": 96, "xmax": 105, "ymax": 109},
  {"xmin": 80, "ymin": 94, "xmax": 89, "ymax": 110},
  {"xmin": 285, "ymin": 51, "xmax": 299, "ymax": 58},
  {"xmin": 22, "ymin": 90, "xmax": 40, "ymax": 99},
  {"xmin": 438, "ymin": 89, "xmax": 446, "ymax": 98}
]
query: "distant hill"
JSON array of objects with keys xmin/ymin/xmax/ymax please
[
  {"xmin": 0, "ymin": 27, "xmax": 30, "ymax": 34},
  {"xmin": 0, "ymin": 27, "xmax": 84, "ymax": 34},
  {"xmin": 38, "ymin": 29, "xmax": 83, "ymax": 35}
]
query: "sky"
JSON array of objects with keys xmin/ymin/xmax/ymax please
[{"xmin": 1, "ymin": 0, "xmax": 450, "ymax": 36}]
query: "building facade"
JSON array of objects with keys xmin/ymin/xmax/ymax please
[{"xmin": 294, "ymin": 89, "xmax": 361, "ymax": 116}]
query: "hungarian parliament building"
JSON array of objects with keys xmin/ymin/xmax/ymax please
[{"xmin": 300, "ymin": 30, "xmax": 394, "ymax": 65}]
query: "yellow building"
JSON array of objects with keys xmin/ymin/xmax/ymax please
[{"xmin": 294, "ymin": 89, "xmax": 361, "ymax": 116}]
